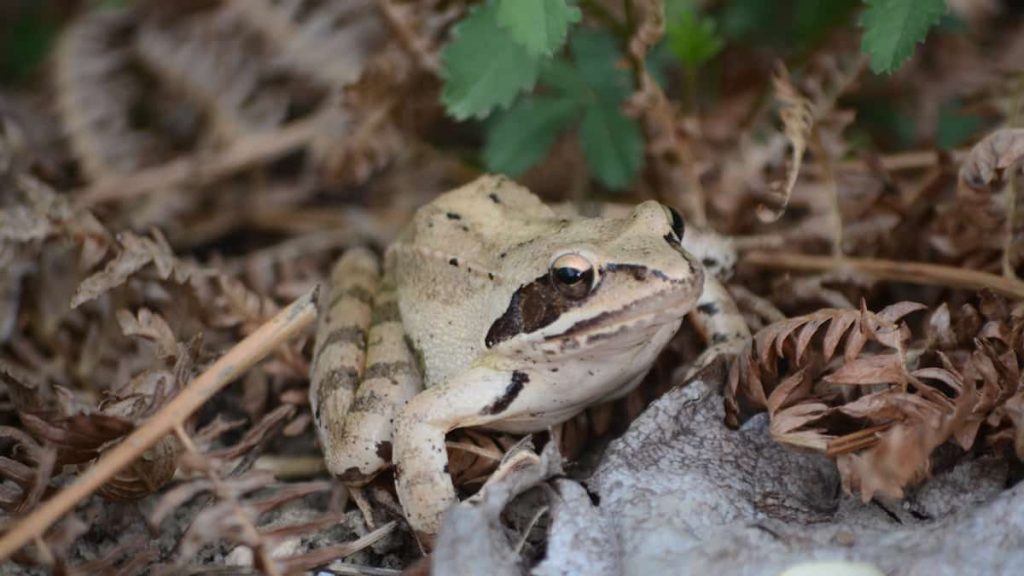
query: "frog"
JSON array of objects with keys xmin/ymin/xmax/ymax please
[{"xmin": 309, "ymin": 174, "xmax": 749, "ymax": 548}]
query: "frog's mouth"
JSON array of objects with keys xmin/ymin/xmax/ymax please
[{"xmin": 545, "ymin": 288, "xmax": 696, "ymax": 346}]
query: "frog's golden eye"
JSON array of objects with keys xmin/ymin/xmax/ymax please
[
  {"xmin": 550, "ymin": 253, "xmax": 596, "ymax": 299},
  {"xmin": 664, "ymin": 205, "xmax": 685, "ymax": 242}
]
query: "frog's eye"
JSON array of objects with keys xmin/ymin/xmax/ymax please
[
  {"xmin": 664, "ymin": 205, "xmax": 685, "ymax": 242},
  {"xmin": 550, "ymin": 253, "xmax": 596, "ymax": 299}
]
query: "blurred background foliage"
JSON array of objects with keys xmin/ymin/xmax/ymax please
[{"xmin": 0, "ymin": 0, "xmax": 1002, "ymax": 186}]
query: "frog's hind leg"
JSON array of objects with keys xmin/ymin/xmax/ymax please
[
  {"xmin": 685, "ymin": 276, "xmax": 750, "ymax": 379},
  {"xmin": 311, "ymin": 248, "xmax": 380, "ymax": 478},
  {"xmin": 332, "ymin": 265, "xmax": 424, "ymax": 483}
]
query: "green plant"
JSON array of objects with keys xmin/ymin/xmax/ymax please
[
  {"xmin": 440, "ymin": 0, "xmax": 952, "ymax": 190},
  {"xmin": 441, "ymin": 0, "xmax": 694, "ymax": 190},
  {"xmin": 859, "ymin": 0, "xmax": 947, "ymax": 74}
]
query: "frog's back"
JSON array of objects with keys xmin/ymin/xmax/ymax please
[{"xmin": 387, "ymin": 176, "xmax": 557, "ymax": 388}]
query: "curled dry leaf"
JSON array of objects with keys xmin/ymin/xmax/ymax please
[
  {"xmin": 96, "ymin": 434, "xmax": 180, "ymax": 502},
  {"xmin": 757, "ymin": 65, "xmax": 814, "ymax": 223},
  {"xmin": 960, "ymin": 128, "xmax": 1024, "ymax": 192}
]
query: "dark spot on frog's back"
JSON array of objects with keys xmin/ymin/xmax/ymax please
[
  {"xmin": 446, "ymin": 212, "xmax": 462, "ymax": 220},
  {"xmin": 488, "ymin": 192, "xmax": 501, "ymax": 204},
  {"xmin": 375, "ymin": 441, "xmax": 392, "ymax": 462},
  {"xmin": 482, "ymin": 371, "xmax": 529, "ymax": 415},
  {"xmin": 449, "ymin": 258, "xmax": 459, "ymax": 267}
]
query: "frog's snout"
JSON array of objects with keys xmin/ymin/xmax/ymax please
[{"xmin": 622, "ymin": 201, "xmax": 700, "ymax": 281}]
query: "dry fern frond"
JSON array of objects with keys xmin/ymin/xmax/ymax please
[
  {"xmin": 723, "ymin": 301, "xmax": 1022, "ymax": 501},
  {"xmin": 135, "ymin": 5, "xmax": 324, "ymax": 142},
  {"xmin": 312, "ymin": 47, "xmax": 411, "ymax": 185},
  {"xmin": 54, "ymin": 10, "xmax": 170, "ymax": 179},
  {"xmin": 758, "ymin": 66, "xmax": 814, "ymax": 223},
  {"xmin": 231, "ymin": 0, "xmax": 386, "ymax": 89},
  {"xmin": 447, "ymin": 428, "xmax": 517, "ymax": 489}
]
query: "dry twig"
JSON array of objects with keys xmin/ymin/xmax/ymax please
[
  {"xmin": 743, "ymin": 251, "xmax": 1024, "ymax": 299},
  {"xmin": 0, "ymin": 289, "xmax": 319, "ymax": 562}
]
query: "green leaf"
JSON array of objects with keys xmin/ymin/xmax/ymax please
[
  {"xmin": 579, "ymin": 100, "xmax": 644, "ymax": 190},
  {"xmin": 859, "ymin": 0, "xmax": 946, "ymax": 74},
  {"xmin": 496, "ymin": 0, "xmax": 581, "ymax": 56},
  {"xmin": 568, "ymin": 29, "xmax": 633, "ymax": 103},
  {"xmin": 441, "ymin": 1, "xmax": 541, "ymax": 120},
  {"xmin": 666, "ymin": 6, "xmax": 723, "ymax": 68},
  {"xmin": 1, "ymin": 9, "xmax": 57, "ymax": 80},
  {"xmin": 484, "ymin": 96, "xmax": 579, "ymax": 176}
]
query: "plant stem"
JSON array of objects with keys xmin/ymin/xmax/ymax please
[{"xmin": 742, "ymin": 251, "xmax": 1024, "ymax": 299}]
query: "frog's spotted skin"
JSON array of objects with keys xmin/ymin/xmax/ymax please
[{"xmin": 310, "ymin": 175, "xmax": 750, "ymax": 546}]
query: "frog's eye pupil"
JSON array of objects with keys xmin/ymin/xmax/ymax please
[
  {"xmin": 667, "ymin": 206, "xmax": 685, "ymax": 241},
  {"xmin": 555, "ymin": 266, "xmax": 583, "ymax": 285},
  {"xmin": 550, "ymin": 253, "xmax": 597, "ymax": 299}
]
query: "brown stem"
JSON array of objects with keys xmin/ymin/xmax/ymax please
[
  {"xmin": 374, "ymin": 0, "xmax": 439, "ymax": 73},
  {"xmin": 742, "ymin": 251, "xmax": 1024, "ymax": 299},
  {"xmin": 808, "ymin": 126, "xmax": 843, "ymax": 257},
  {"xmin": 803, "ymin": 149, "xmax": 970, "ymax": 177}
]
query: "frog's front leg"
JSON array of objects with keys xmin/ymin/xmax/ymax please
[
  {"xmin": 392, "ymin": 364, "xmax": 532, "ymax": 547},
  {"xmin": 686, "ymin": 275, "xmax": 750, "ymax": 378}
]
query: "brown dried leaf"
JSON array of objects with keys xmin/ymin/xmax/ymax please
[
  {"xmin": 769, "ymin": 402, "xmax": 833, "ymax": 451},
  {"xmin": 960, "ymin": 128, "xmax": 1024, "ymax": 192},
  {"xmin": 208, "ymin": 404, "xmax": 297, "ymax": 460},
  {"xmin": 19, "ymin": 412, "xmax": 134, "ymax": 465},
  {"xmin": 766, "ymin": 367, "xmax": 812, "ymax": 415},
  {"xmin": 823, "ymin": 353, "xmax": 906, "ymax": 387},
  {"xmin": 97, "ymin": 434, "xmax": 179, "ymax": 501},
  {"xmin": 116, "ymin": 307, "xmax": 178, "ymax": 359},
  {"xmin": 757, "ymin": 65, "xmax": 814, "ymax": 222},
  {"xmin": 71, "ymin": 230, "xmax": 174, "ymax": 308}
]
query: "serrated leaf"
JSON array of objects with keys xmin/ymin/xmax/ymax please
[
  {"xmin": 579, "ymin": 100, "xmax": 644, "ymax": 190},
  {"xmin": 859, "ymin": 0, "xmax": 946, "ymax": 74},
  {"xmin": 496, "ymin": 0, "xmax": 581, "ymax": 57},
  {"xmin": 484, "ymin": 96, "xmax": 579, "ymax": 176},
  {"xmin": 666, "ymin": 7, "xmax": 723, "ymax": 68},
  {"xmin": 441, "ymin": 1, "xmax": 541, "ymax": 120}
]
